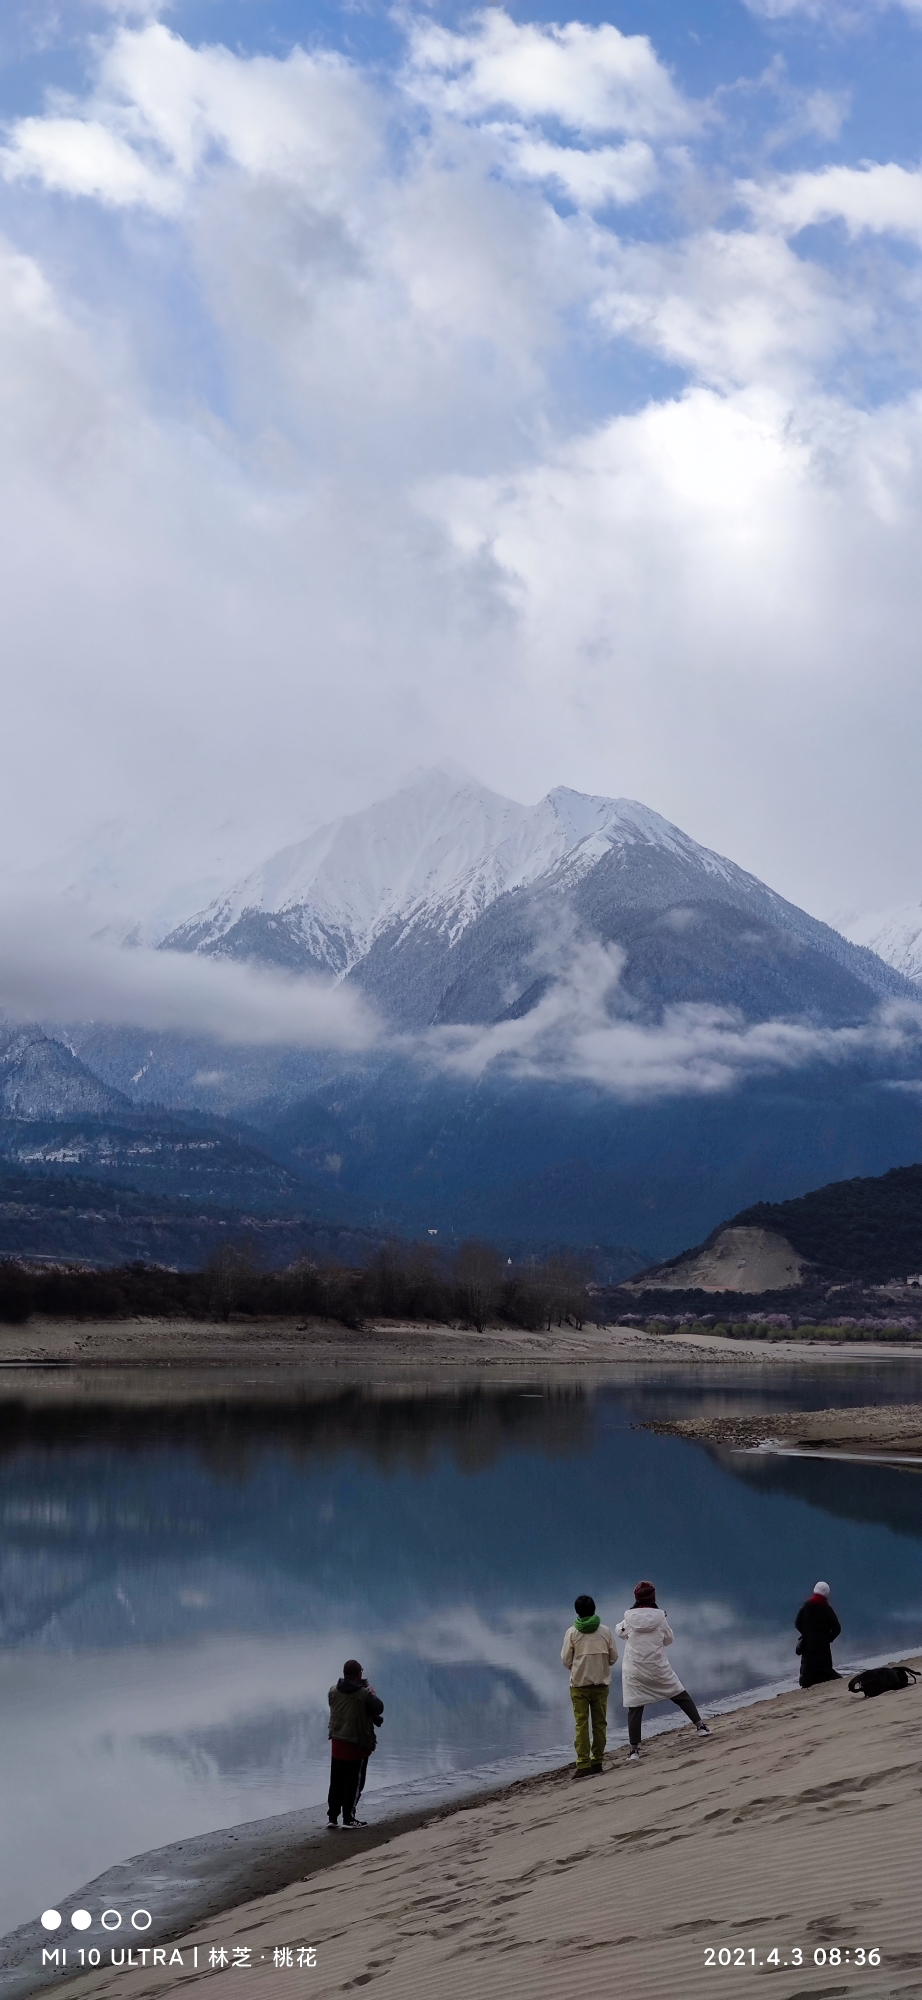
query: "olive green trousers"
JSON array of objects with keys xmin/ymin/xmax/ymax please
[{"xmin": 570, "ymin": 1683, "xmax": 608, "ymax": 1769}]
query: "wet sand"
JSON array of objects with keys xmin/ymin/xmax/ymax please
[{"xmin": 37, "ymin": 1667, "xmax": 922, "ymax": 2000}]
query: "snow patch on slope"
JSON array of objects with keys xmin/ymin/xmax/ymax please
[{"xmin": 844, "ymin": 904, "xmax": 922, "ymax": 985}]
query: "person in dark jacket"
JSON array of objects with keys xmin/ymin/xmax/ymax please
[
  {"xmin": 327, "ymin": 1659, "xmax": 384, "ymax": 1828},
  {"xmin": 795, "ymin": 1581, "xmax": 841, "ymax": 1688}
]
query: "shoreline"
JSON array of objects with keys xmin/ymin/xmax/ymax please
[
  {"xmin": 644, "ymin": 1400, "xmax": 922, "ymax": 1453},
  {"xmin": 5, "ymin": 1648, "xmax": 921, "ymax": 2000},
  {"xmin": 3, "ymin": 1317, "xmax": 922, "ymax": 1371},
  {"xmin": 19, "ymin": 1656, "xmax": 922, "ymax": 2000},
  {"xmin": 6, "ymin": 1341, "xmax": 922, "ymax": 1999}
]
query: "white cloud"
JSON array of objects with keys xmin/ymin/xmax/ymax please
[
  {"xmin": 745, "ymin": 0, "xmax": 922, "ymax": 18},
  {"xmin": 0, "ymin": 908, "xmax": 378, "ymax": 1047},
  {"xmin": 1, "ymin": 13, "xmax": 677, "ymax": 233},
  {"xmin": 404, "ymin": 10, "xmax": 694, "ymax": 139},
  {"xmin": 423, "ymin": 938, "xmax": 922, "ymax": 1099},
  {"xmin": 501, "ymin": 136, "xmax": 658, "ymax": 210},
  {"xmin": 5, "ymin": 899, "xmax": 918, "ymax": 1100},
  {"xmin": 1, "ymin": 7, "xmax": 922, "ymax": 935},
  {"xmin": 97, "ymin": 0, "xmax": 168, "ymax": 14},
  {"xmin": 742, "ymin": 161, "xmax": 922, "ymax": 245},
  {"xmin": 594, "ymin": 228, "xmax": 857, "ymax": 390},
  {"xmin": 1, "ymin": 22, "xmax": 379, "ymax": 212},
  {"xmin": 2, "ymin": 113, "xmax": 180, "ymax": 209}
]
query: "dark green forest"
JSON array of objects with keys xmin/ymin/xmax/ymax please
[{"xmin": 731, "ymin": 1162, "xmax": 922, "ymax": 1282}]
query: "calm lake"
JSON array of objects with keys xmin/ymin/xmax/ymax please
[{"xmin": 2, "ymin": 1361, "xmax": 922, "ymax": 1935}]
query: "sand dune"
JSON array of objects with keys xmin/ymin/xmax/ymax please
[{"xmin": 48, "ymin": 1668, "xmax": 922, "ymax": 2000}]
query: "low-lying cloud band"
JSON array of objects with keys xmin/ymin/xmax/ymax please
[
  {"xmin": 3, "ymin": 918, "xmax": 919, "ymax": 1104},
  {"xmin": 0, "ymin": 910, "xmax": 378, "ymax": 1050}
]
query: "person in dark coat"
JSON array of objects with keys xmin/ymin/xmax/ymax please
[
  {"xmin": 327, "ymin": 1658, "xmax": 384, "ymax": 1828},
  {"xmin": 795, "ymin": 1581, "xmax": 841, "ymax": 1687}
]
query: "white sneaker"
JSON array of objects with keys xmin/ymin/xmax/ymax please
[
  {"xmin": 627, "ymin": 1748, "xmax": 641, "ymax": 1761},
  {"xmin": 696, "ymin": 1725, "xmax": 711, "ymax": 1737}
]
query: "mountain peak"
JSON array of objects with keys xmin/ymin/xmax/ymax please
[
  {"xmin": 159, "ymin": 772, "xmax": 765, "ymax": 972},
  {"xmin": 543, "ymin": 787, "xmax": 677, "ymax": 846},
  {"xmin": 158, "ymin": 770, "xmax": 907, "ymax": 1032}
]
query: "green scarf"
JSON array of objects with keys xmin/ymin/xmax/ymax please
[{"xmin": 574, "ymin": 1613, "xmax": 601, "ymax": 1633}]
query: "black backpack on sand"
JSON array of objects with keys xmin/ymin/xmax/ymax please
[{"xmin": 848, "ymin": 1665, "xmax": 920, "ymax": 1698}]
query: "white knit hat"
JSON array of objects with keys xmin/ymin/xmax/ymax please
[{"xmin": 814, "ymin": 1580, "xmax": 831, "ymax": 1596}]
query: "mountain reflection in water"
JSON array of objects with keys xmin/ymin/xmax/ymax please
[
  {"xmin": 717, "ymin": 1446, "xmax": 922, "ymax": 1540},
  {"xmin": 1, "ymin": 1364, "xmax": 921, "ymax": 1934}
]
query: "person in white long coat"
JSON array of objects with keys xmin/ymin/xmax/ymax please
[{"xmin": 616, "ymin": 1580, "xmax": 711, "ymax": 1761}]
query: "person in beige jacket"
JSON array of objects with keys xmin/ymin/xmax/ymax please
[{"xmin": 561, "ymin": 1594, "xmax": 618, "ymax": 1777}]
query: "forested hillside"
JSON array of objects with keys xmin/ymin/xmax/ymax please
[{"xmin": 730, "ymin": 1164, "xmax": 922, "ymax": 1283}]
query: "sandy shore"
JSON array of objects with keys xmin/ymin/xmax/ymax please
[
  {"xmin": 2, "ymin": 1317, "xmax": 921, "ymax": 1368},
  {"xmin": 646, "ymin": 1401, "xmax": 922, "ymax": 1453},
  {"xmin": 39, "ymin": 1668, "xmax": 922, "ymax": 2000}
]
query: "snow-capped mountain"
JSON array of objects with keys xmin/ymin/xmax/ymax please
[
  {"xmin": 6, "ymin": 770, "xmax": 922, "ymax": 1257},
  {"xmin": 166, "ymin": 765, "xmax": 530, "ymax": 968},
  {"xmin": 163, "ymin": 766, "xmax": 907, "ymax": 1029},
  {"xmin": 844, "ymin": 904, "xmax": 922, "ymax": 985},
  {"xmin": 168, "ymin": 763, "xmax": 742, "ymax": 971}
]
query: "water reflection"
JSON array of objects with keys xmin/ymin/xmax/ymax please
[
  {"xmin": 1, "ymin": 1365, "xmax": 921, "ymax": 1935},
  {"xmin": 717, "ymin": 1447, "xmax": 922, "ymax": 1539}
]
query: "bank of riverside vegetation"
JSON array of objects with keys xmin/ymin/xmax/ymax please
[
  {"xmin": 1, "ymin": 1245, "xmax": 922, "ymax": 1339},
  {"xmin": 0, "ymin": 1240, "xmax": 592, "ymax": 1329}
]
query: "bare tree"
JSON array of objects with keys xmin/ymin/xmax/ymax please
[
  {"xmin": 206, "ymin": 1243, "xmax": 255, "ymax": 1321},
  {"xmin": 543, "ymin": 1253, "xmax": 591, "ymax": 1330},
  {"xmin": 453, "ymin": 1239, "xmax": 503, "ymax": 1331}
]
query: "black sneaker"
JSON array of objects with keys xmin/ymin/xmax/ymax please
[{"xmin": 342, "ymin": 1817, "xmax": 367, "ymax": 1828}]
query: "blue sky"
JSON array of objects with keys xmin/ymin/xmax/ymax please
[{"xmin": 2, "ymin": 0, "xmax": 922, "ymax": 938}]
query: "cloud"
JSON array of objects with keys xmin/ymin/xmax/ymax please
[
  {"xmin": 2, "ymin": 114, "xmax": 180, "ymax": 210},
  {"xmin": 401, "ymin": 9, "xmax": 692, "ymax": 214},
  {"xmin": 420, "ymin": 382, "xmax": 898, "ymax": 716},
  {"xmin": 1, "ymin": 22, "xmax": 379, "ymax": 212},
  {"xmin": 0, "ymin": 909, "xmax": 379, "ymax": 1048},
  {"xmin": 2, "ymin": 4, "xmax": 922, "ymax": 941},
  {"xmin": 1, "ymin": 12, "xmax": 679, "ymax": 231},
  {"xmin": 744, "ymin": 0, "xmax": 922, "ymax": 18},
  {"xmin": 592, "ymin": 228, "xmax": 856, "ymax": 390},
  {"xmin": 496, "ymin": 136, "xmax": 659, "ymax": 211},
  {"xmin": 4, "ymin": 891, "xmax": 916, "ymax": 1106},
  {"xmin": 742, "ymin": 162, "xmax": 922, "ymax": 244},
  {"xmin": 404, "ymin": 11, "xmax": 694, "ymax": 139},
  {"xmin": 422, "ymin": 938, "xmax": 922, "ymax": 1100}
]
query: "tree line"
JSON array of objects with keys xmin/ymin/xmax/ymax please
[{"xmin": 0, "ymin": 1240, "xmax": 592, "ymax": 1330}]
